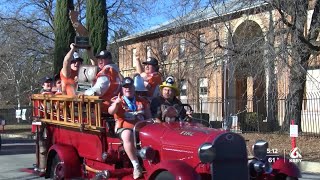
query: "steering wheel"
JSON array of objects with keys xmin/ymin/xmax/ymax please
[
  {"xmin": 161, "ymin": 104, "xmax": 192, "ymax": 122},
  {"xmin": 180, "ymin": 104, "xmax": 211, "ymax": 127}
]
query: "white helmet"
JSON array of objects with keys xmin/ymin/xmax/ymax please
[{"xmin": 134, "ymin": 74, "xmax": 148, "ymax": 92}]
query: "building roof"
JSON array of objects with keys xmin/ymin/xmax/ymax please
[{"xmin": 117, "ymin": 0, "xmax": 267, "ymax": 43}]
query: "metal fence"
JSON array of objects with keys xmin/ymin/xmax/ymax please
[
  {"xmin": 0, "ymin": 106, "xmax": 32, "ymax": 125},
  {"xmin": 181, "ymin": 92, "xmax": 320, "ymax": 137},
  {"xmin": 1, "ymin": 93, "xmax": 320, "ymax": 137}
]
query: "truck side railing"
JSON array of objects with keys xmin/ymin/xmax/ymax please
[{"xmin": 31, "ymin": 94, "xmax": 104, "ymax": 132}]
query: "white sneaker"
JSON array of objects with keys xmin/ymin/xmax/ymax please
[{"xmin": 133, "ymin": 166, "xmax": 143, "ymax": 179}]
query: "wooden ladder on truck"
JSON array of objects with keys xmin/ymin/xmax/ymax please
[
  {"xmin": 31, "ymin": 94, "xmax": 105, "ymax": 132},
  {"xmin": 31, "ymin": 94, "xmax": 114, "ymax": 177}
]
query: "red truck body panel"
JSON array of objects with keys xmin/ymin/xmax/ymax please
[{"xmin": 31, "ymin": 94, "xmax": 301, "ymax": 180}]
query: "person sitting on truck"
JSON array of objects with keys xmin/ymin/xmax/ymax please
[
  {"xmin": 39, "ymin": 77, "xmax": 53, "ymax": 114},
  {"xmin": 40, "ymin": 77, "xmax": 53, "ymax": 94},
  {"xmin": 108, "ymin": 77, "xmax": 151, "ymax": 179},
  {"xmin": 51, "ymin": 74, "xmax": 62, "ymax": 95},
  {"xmin": 83, "ymin": 50, "xmax": 122, "ymax": 112},
  {"xmin": 150, "ymin": 76, "xmax": 187, "ymax": 123},
  {"xmin": 60, "ymin": 43, "xmax": 96, "ymax": 96},
  {"xmin": 134, "ymin": 56, "xmax": 162, "ymax": 99}
]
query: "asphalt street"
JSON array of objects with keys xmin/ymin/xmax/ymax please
[
  {"xmin": 0, "ymin": 138, "xmax": 43, "ymax": 180},
  {"xmin": 0, "ymin": 138, "xmax": 319, "ymax": 180}
]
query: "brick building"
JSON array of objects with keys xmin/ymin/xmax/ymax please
[{"xmin": 116, "ymin": 1, "xmax": 320, "ymax": 130}]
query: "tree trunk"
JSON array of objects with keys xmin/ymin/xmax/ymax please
[
  {"xmin": 265, "ymin": 10, "xmax": 278, "ymax": 131},
  {"xmin": 282, "ymin": 44, "xmax": 309, "ymax": 132},
  {"xmin": 282, "ymin": 0, "xmax": 310, "ymax": 132},
  {"xmin": 283, "ymin": 72, "xmax": 306, "ymax": 132}
]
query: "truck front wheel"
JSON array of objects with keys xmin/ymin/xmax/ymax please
[
  {"xmin": 50, "ymin": 154, "xmax": 64, "ymax": 180},
  {"xmin": 155, "ymin": 171, "xmax": 174, "ymax": 180}
]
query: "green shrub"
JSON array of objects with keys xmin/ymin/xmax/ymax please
[{"xmin": 239, "ymin": 112, "xmax": 264, "ymax": 132}]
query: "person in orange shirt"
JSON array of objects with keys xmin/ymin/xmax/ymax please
[
  {"xmin": 60, "ymin": 43, "xmax": 96, "ymax": 95},
  {"xmin": 108, "ymin": 77, "xmax": 151, "ymax": 179},
  {"xmin": 60, "ymin": 43, "xmax": 83, "ymax": 95},
  {"xmin": 83, "ymin": 50, "xmax": 122, "ymax": 112},
  {"xmin": 135, "ymin": 56, "xmax": 162, "ymax": 99}
]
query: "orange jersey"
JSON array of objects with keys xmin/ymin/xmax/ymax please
[
  {"xmin": 60, "ymin": 69, "xmax": 78, "ymax": 96},
  {"xmin": 96, "ymin": 64, "xmax": 121, "ymax": 110},
  {"xmin": 113, "ymin": 96, "xmax": 150, "ymax": 129},
  {"xmin": 96, "ymin": 65, "xmax": 121, "ymax": 100},
  {"xmin": 145, "ymin": 72, "xmax": 162, "ymax": 97}
]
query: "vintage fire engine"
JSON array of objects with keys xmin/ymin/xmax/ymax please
[{"xmin": 31, "ymin": 93, "xmax": 301, "ymax": 180}]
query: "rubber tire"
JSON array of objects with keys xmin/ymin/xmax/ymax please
[
  {"xmin": 155, "ymin": 171, "xmax": 175, "ymax": 180},
  {"xmin": 50, "ymin": 154, "xmax": 64, "ymax": 180}
]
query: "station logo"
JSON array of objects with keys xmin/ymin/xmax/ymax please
[{"xmin": 289, "ymin": 147, "xmax": 302, "ymax": 162}]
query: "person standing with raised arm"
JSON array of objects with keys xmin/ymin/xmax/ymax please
[
  {"xmin": 60, "ymin": 43, "xmax": 83, "ymax": 95},
  {"xmin": 134, "ymin": 55, "xmax": 162, "ymax": 99},
  {"xmin": 60, "ymin": 43, "xmax": 96, "ymax": 96}
]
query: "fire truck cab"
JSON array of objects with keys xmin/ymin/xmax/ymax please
[{"xmin": 31, "ymin": 93, "xmax": 301, "ymax": 180}]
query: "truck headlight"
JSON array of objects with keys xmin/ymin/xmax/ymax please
[
  {"xmin": 251, "ymin": 159, "xmax": 273, "ymax": 174},
  {"xmin": 252, "ymin": 140, "xmax": 268, "ymax": 160},
  {"xmin": 138, "ymin": 146, "xmax": 155, "ymax": 161},
  {"xmin": 198, "ymin": 143, "xmax": 215, "ymax": 163}
]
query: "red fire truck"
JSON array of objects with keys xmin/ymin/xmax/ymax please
[{"xmin": 31, "ymin": 94, "xmax": 300, "ymax": 180}]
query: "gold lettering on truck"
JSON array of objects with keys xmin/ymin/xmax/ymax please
[{"xmin": 180, "ymin": 131, "xmax": 194, "ymax": 136}]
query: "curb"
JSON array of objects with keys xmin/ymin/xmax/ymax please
[
  {"xmin": 297, "ymin": 161, "xmax": 320, "ymax": 174},
  {"xmin": 1, "ymin": 133, "xmax": 34, "ymax": 140}
]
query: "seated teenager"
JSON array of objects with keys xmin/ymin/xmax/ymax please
[
  {"xmin": 40, "ymin": 77, "xmax": 53, "ymax": 95},
  {"xmin": 52, "ymin": 74, "xmax": 62, "ymax": 95},
  {"xmin": 108, "ymin": 77, "xmax": 151, "ymax": 179}
]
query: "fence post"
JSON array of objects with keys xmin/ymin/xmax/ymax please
[
  {"xmin": 291, "ymin": 119, "xmax": 296, "ymax": 149},
  {"xmin": 200, "ymin": 97, "xmax": 203, "ymax": 115},
  {"xmin": 0, "ymin": 120, "xmax": 5, "ymax": 132},
  {"xmin": 257, "ymin": 99, "xmax": 260, "ymax": 132}
]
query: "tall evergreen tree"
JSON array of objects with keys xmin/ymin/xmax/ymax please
[
  {"xmin": 53, "ymin": 0, "xmax": 76, "ymax": 74},
  {"xmin": 86, "ymin": 0, "xmax": 107, "ymax": 56}
]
